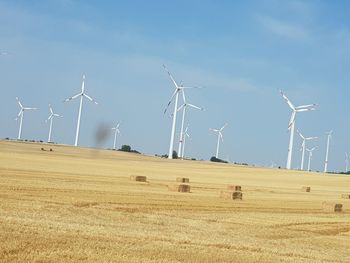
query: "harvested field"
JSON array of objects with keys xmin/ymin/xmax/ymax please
[{"xmin": 0, "ymin": 140, "xmax": 350, "ymax": 263}]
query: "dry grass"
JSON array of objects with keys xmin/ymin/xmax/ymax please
[{"xmin": 0, "ymin": 140, "xmax": 350, "ymax": 262}]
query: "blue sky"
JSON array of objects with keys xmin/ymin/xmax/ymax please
[{"xmin": 1, "ymin": 0, "xmax": 350, "ymax": 172}]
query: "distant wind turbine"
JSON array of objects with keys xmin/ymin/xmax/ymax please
[
  {"xmin": 64, "ymin": 75, "xmax": 98, "ymax": 147},
  {"xmin": 210, "ymin": 123, "xmax": 227, "ymax": 159},
  {"xmin": 111, "ymin": 123, "xmax": 120, "ymax": 150},
  {"xmin": 280, "ymin": 91, "xmax": 317, "ymax": 170},
  {"xmin": 15, "ymin": 97, "xmax": 37, "ymax": 140},
  {"xmin": 297, "ymin": 130, "xmax": 317, "ymax": 170},
  {"xmin": 181, "ymin": 126, "xmax": 191, "ymax": 159},
  {"xmin": 46, "ymin": 104, "xmax": 62, "ymax": 143},
  {"xmin": 306, "ymin": 146, "xmax": 317, "ymax": 172},
  {"xmin": 345, "ymin": 152, "xmax": 350, "ymax": 172},
  {"xmin": 324, "ymin": 130, "xmax": 333, "ymax": 173},
  {"xmin": 163, "ymin": 65, "xmax": 200, "ymax": 159},
  {"xmin": 177, "ymin": 89, "xmax": 203, "ymax": 159}
]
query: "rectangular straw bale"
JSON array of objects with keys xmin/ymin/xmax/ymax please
[
  {"xmin": 302, "ymin": 186, "xmax": 311, "ymax": 192},
  {"xmin": 168, "ymin": 184, "xmax": 190, "ymax": 193},
  {"xmin": 322, "ymin": 202, "xmax": 342, "ymax": 212},
  {"xmin": 130, "ymin": 175, "xmax": 147, "ymax": 182},
  {"xmin": 227, "ymin": 185, "xmax": 242, "ymax": 191},
  {"xmin": 176, "ymin": 177, "xmax": 190, "ymax": 183},
  {"xmin": 220, "ymin": 190, "xmax": 242, "ymax": 200},
  {"xmin": 341, "ymin": 194, "xmax": 350, "ymax": 199}
]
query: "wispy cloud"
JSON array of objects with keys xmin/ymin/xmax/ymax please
[{"xmin": 257, "ymin": 15, "xmax": 308, "ymax": 40}]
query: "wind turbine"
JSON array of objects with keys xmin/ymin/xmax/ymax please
[
  {"xmin": 324, "ymin": 130, "xmax": 333, "ymax": 173},
  {"xmin": 46, "ymin": 104, "xmax": 62, "ymax": 143},
  {"xmin": 345, "ymin": 152, "xmax": 349, "ymax": 172},
  {"xmin": 64, "ymin": 75, "xmax": 98, "ymax": 147},
  {"xmin": 210, "ymin": 123, "xmax": 227, "ymax": 159},
  {"xmin": 297, "ymin": 130, "xmax": 317, "ymax": 170},
  {"xmin": 306, "ymin": 146, "xmax": 317, "ymax": 171},
  {"xmin": 177, "ymin": 89, "xmax": 203, "ymax": 159},
  {"xmin": 15, "ymin": 97, "xmax": 37, "ymax": 140},
  {"xmin": 111, "ymin": 123, "xmax": 120, "ymax": 150},
  {"xmin": 280, "ymin": 91, "xmax": 317, "ymax": 170},
  {"xmin": 181, "ymin": 126, "xmax": 191, "ymax": 159},
  {"xmin": 163, "ymin": 65, "xmax": 199, "ymax": 159}
]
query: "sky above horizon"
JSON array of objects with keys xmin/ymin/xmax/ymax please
[{"xmin": 1, "ymin": 0, "xmax": 350, "ymax": 172}]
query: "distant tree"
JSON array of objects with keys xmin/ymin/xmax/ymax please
[
  {"xmin": 172, "ymin": 150, "xmax": 178, "ymax": 159},
  {"xmin": 210, "ymin": 156, "xmax": 228, "ymax": 163},
  {"xmin": 120, "ymin": 145, "xmax": 131, "ymax": 152}
]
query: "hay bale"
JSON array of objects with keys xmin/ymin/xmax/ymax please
[
  {"xmin": 341, "ymin": 194, "xmax": 350, "ymax": 199},
  {"xmin": 220, "ymin": 190, "xmax": 242, "ymax": 200},
  {"xmin": 227, "ymin": 185, "xmax": 242, "ymax": 191},
  {"xmin": 168, "ymin": 184, "xmax": 190, "ymax": 193},
  {"xmin": 176, "ymin": 177, "xmax": 190, "ymax": 183},
  {"xmin": 130, "ymin": 175, "xmax": 147, "ymax": 182},
  {"xmin": 322, "ymin": 202, "xmax": 342, "ymax": 212},
  {"xmin": 302, "ymin": 186, "xmax": 311, "ymax": 192}
]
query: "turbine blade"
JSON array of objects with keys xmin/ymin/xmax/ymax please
[
  {"xmin": 64, "ymin": 93, "xmax": 81, "ymax": 102},
  {"xmin": 16, "ymin": 97, "xmax": 23, "ymax": 108},
  {"xmin": 288, "ymin": 111, "xmax": 296, "ymax": 129},
  {"xmin": 182, "ymin": 89, "xmax": 186, "ymax": 103},
  {"xmin": 84, "ymin": 94, "xmax": 98, "ymax": 104},
  {"xmin": 296, "ymin": 104, "xmax": 318, "ymax": 110},
  {"xmin": 220, "ymin": 123, "xmax": 228, "ymax": 131},
  {"xmin": 24, "ymin": 107, "xmax": 37, "ymax": 110},
  {"xmin": 177, "ymin": 104, "xmax": 185, "ymax": 112},
  {"xmin": 219, "ymin": 132, "xmax": 224, "ymax": 142},
  {"xmin": 163, "ymin": 64, "xmax": 178, "ymax": 88},
  {"xmin": 187, "ymin": 103, "xmax": 203, "ymax": 110},
  {"xmin": 280, "ymin": 90, "xmax": 295, "ymax": 110},
  {"xmin": 164, "ymin": 89, "xmax": 178, "ymax": 114},
  {"xmin": 15, "ymin": 109, "xmax": 22, "ymax": 120}
]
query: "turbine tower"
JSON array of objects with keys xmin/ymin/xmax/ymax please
[
  {"xmin": 306, "ymin": 146, "xmax": 317, "ymax": 172},
  {"xmin": 324, "ymin": 130, "xmax": 333, "ymax": 173},
  {"xmin": 297, "ymin": 130, "xmax": 317, "ymax": 170},
  {"xmin": 111, "ymin": 123, "xmax": 120, "ymax": 150},
  {"xmin": 280, "ymin": 91, "xmax": 317, "ymax": 170},
  {"xmin": 210, "ymin": 123, "xmax": 227, "ymax": 159},
  {"xmin": 15, "ymin": 97, "xmax": 37, "ymax": 140},
  {"xmin": 177, "ymin": 90, "xmax": 203, "ymax": 159},
  {"xmin": 163, "ymin": 65, "xmax": 199, "ymax": 159},
  {"xmin": 64, "ymin": 75, "xmax": 98, "ymax": 147},
  {"xmin": 345, "ymin": 152, "xmax": 349, "ymax": 172},
  {"xmin": 46, "ymin": 104, "xmax": 62, "ymax": 143},
  {"xmin": 181, "ymin": 126, "xmax": 191, "ymax": 159}
]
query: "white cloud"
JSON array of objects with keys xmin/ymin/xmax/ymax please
[{"xmin": 257, "ymin": 15, "xmax": 308, "ymax": 40}]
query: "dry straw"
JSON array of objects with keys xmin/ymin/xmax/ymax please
[{"xmin": 341, "ymin": 194, "xmax": 350, "ymax": 199}]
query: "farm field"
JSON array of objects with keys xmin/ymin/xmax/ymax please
[{"xmin": 0, "ymin": 140, "xmax": 349, "ymax": 263}]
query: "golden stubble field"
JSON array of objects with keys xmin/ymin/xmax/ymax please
[{"xmin": 0, "ymin": 140, "xmax": 349, "ymax": 263}]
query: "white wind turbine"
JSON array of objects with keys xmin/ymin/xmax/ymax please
[
  {"xmin": 324, "ymin": 130, "xmax": 333, "ymax": 173},
  {"xmin": 306, "ymin": 146, "xmax": 317, "ymax": 172},
  {"xmin": 177, "ymin": 90, "xmax": 203, "ymax": 159},
  {"xmin": 111, "ymin": 123, "xmax": 120, "ymax": 150},
  {"xmin": 46, "ymin": 104, "xmax": 62, "ymax": 143},
  {"xmin": 280, "ymin": 91, "xmax": 317, "ymax": 170},
  {"xmin": 163, "ymin": 65, "xmax": 199, "ymax": 159},
  {"xmin": 181, "ymin": 126, "xmax": 191, "ymax": 159},
  {"xmin": 297, "ymin": 130, "xmax": 317, "ymax": 170},
  {"xmin": 210, "ymin": 123, "xmax": 227, "ymax": 159},
  {"xmin": 345, "ymin": 152, "xmax": 350, "ymax": 172},
  {"xmin": 64, "ymin": 75, "xmax": 98, "ymax": 147},
  {"xmin": 15, "ymin": 97, "xmax": 37, "ymax": 140}
]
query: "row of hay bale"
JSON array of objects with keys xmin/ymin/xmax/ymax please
[
  {"xmin": 301, "ymin": 185, "xmax": 349, "ymax": 212},
  {"xmin": 129, "ymin": 176, "xmax": 348, "ymax": 212}
]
